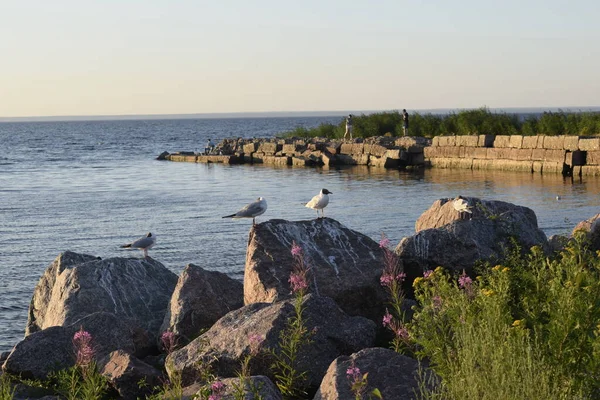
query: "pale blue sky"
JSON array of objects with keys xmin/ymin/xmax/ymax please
[{"xmin": 1, "ymin": 0, "xmax": 599, "ymax": 117}]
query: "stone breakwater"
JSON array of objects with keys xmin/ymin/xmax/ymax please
[
  {"xmin": 158, "ymin": 136, "xmax": 429, "ymax": 168},
  {"xmin": 425, "ymin": 134, "xmax": 600, "ymax": 176},
  {"xmin": 159, "ymin": 134, "xmax": 600, "ymax": 176}
]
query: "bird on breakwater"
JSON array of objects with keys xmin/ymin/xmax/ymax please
[
  {"xmin": 121, "ymin": 232, "xmax": 156, "ymax": 258},
  {"xmin": 453, "ymin": 196, "xmax": 473, "ymax": 220},
  {"xmin": 222, "ymin": 197, "xmax": 267, "ymax": 225},
  {"xmin": 305, "ymin": 188, "xmax": 332, "ymax": 219}
]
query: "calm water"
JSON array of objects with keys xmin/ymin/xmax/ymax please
[{"xmin": 1, "ymin": 117, "xmax": 598, "ymax": 353}]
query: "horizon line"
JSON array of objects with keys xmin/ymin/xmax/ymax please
[{"xmin": 1, "ymin": 106, "xmax": 600, "ymax": 123}]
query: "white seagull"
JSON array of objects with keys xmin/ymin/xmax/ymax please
[
  {"xmin": 222, "ymin": 197, "xmax": 267, "ymax": 225},
  {"xmin": 453, "ymin": 196, "xmax": 472, "ymax": 220},
  {"xmin": 121, "ymin": 232, "xmax": 156, "ymax": 258},
  {"xmin": 305, "ymin": 188, "xmax": 332, "ymax": 219}
]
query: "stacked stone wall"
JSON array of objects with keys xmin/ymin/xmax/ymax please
[{"xmin": 425, "ymin": 135, "xmax": 596, "ymax": 176}]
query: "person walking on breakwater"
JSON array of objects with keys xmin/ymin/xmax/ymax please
[
  {"xmin": 402, "ymin": 109, "xmax": 409, "ymax": 136},
  {"xmin": 205, "ymin": 138, "xmax": 215, "ymax": 155},
  {"xmin": 344, "ymin": 114, "xmax": 353, "ymax": 140}
]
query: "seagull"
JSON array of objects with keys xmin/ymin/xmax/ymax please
[
  {"xmin": 222, "ymin": 197, "xmax": 267, "ymax": 225},
  {"xmin": 305, "ymin": 188, "xmax": 332, "ymax": 219},
  {"xmin": 121, "ymin": 232, "xmax": 156, "ymax": 258},
  {"xmin": 453, "ymin": 196, "xmax": 472, "ymax": 220}
]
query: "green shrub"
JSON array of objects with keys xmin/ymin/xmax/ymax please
[{"xmin": 409, "ymin": 234, "xmax": 600, "ymax": 399}]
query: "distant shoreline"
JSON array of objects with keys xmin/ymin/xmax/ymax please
[{"xmin": 2, "ymin": 106, "xmax": 600, "ymax": 123}]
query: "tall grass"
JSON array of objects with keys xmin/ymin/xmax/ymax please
[
  {"xmin": 409, "ymin": 234, "xmax": 600, "ymax": 399},
  {"xmin": 281, "ymin": 108, "xmax": 600, "ymax": 139}
]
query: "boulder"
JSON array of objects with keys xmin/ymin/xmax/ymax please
[
  {"xmin": 398, "ymin": 197, "xmax": 548, "ymax": 275},
  {"xmin": 3, "ymin": 312, "xmax": 152, "ymax": 380},
  {"xmin": 314, "ymin": 347, "xmax": 431, "ymax": 400},
  {"xmin": 99, "ymin": 350, "xmax": 163, "ymax": 400},
  {"xmin": 166, "ymin": 295, "xmax": 376, "ymax": 390},
  {"xmin": 26, "ymin": 252, "xmax": 178, "ymax": 340},
  {"xmin": 180, "ymin": 376, "xmax": 281, "ymax": 400},
  {"xmin": 572, "ymin": 214, "xmax": 600, "ymax": 250},
  {"xmin": 244, "ymin": 218, "xmax": 387, "ymax": 322},
  {"xmin": 548, "ymin": 234, "xmax": 570, "ymax": 253},
  {"xmin": 160, "ymin": 264, "xmax": 244, "ymax": 346}
]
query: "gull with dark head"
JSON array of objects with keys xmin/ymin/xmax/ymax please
[
  {"xmin": 222, "ymin": 197, "xmax": 267, "ymax": 225},
  {"xmin": 305, "ymin": 188, "xmax": 332, "ymax": 219},
  {"xmin": 453, "ymin": 196, "xmax": 472, "ymax": 220},
  {"xmin": 121, "ymin": 232, "xmax": 156, "ymax": 258}
]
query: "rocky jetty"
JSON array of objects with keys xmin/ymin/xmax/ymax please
[
  {"xmin": 3, "ymin": 204, "xmax": 596, "ymax": 399},
  {"xmin": 161, "ymin": 136, "xmax": 429, "ymax": 169}
]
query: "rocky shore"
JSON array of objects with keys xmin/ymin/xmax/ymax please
[{"xmin": 2, "ymin": 197, "xmax": 598, "ymax": 399}]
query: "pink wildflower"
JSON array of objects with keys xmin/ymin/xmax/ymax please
[
  {"xmin": 291, "ymin": 242, "xmax": 302, "ymax": 257},
  {"xmin": 289, "ymin": 272, "xmax": 308, "ymax": 293},
  {"xmin": 397, "ymin": 272, "xmax": 406, "ymax": 282},
  {"xmin": 432, "ymin": 295, "xmax": 443, "ymax": 310},
  {"xmin": 423, "ymin": 270, "xmax": 434, "ymax": 279},
  {"xmin": 396, "ymin": 326, "xmax": 410, "ymax": 340},
  {"xmin": 73, "ymin": 327, "xmax": 94, "ymax": 368},
  {"xmin": 161, "ymin": 331, "xmax": 176, "ymax": 354},
  {"xmin": 346, "ymin": 366, "xmax": 361, "ymax": 382},
  {"xmin": 379, "ymin": 237, "xmax": 391, "ymax": 249},
  {"xmin": 382, "ymin": 310, "xmax": 393, "ymax": 328},
  {"xmin": 458, "ymin": 272, "xmax": 473, "ymax": 289},
  {"xmin": 209, "ymin": 379, "xmax": 225, "ymax": 400},
  {"xmin": 380, "ymin": 273, "xmax": 394, "ymax": 287}
]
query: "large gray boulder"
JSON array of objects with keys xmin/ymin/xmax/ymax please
[
  {"xmin": 244, "ymin": 218, "xmax": 387, "ymax": 322},
  {"xmin": 572, "ymin": 213, "xmax": 600, "ymax": 250},
  {"xmin": 160, "ymin": 264, "xmax": 244, "ymax": 345},
  {"xmin": 397, "ymin": 197, "xmax": 549, "ymax": 275},
  {"xmin": 166, "ymin": 294, "xmax": 376, "ymax": 391},
  {"xmin": 26, "ymin": 252, "xmax": 178, "ymax": 340},
  {"xmin": 99, "ymin": 350, "xmax": 163, "ymax": 400},
  {"xmin": 3, "ymin": 312, "xmax": 152, "ymax": 380},
  {"xmin": 314, "ymin": 347, "xmax": 431, "ymax": 400}
]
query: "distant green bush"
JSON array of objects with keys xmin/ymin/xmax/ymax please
[{"xmin": 281, "ymin": 108, "xmax": 600, "ymax": 138}]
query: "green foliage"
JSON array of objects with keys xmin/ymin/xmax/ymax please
[
  {"xmin": 0, "ymin": 373, "xmax": 15, "ymax": 400},
  {"xmin": 280, "ymin": 108, "xmax": 600, "ymax": 139},
  {"xmin": 49, "ymin": 362, "xmax": 108, "ymax": 400},
  {"xmin": 409, "ymin": 235, "xmax": 600, "ymax": 399},
  {"xmin": 271, "ymin": 294, "xmax": 312, "ymax": 399}
]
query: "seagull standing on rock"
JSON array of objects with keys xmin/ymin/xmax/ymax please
[
  {"xmin": 222, "ymin": 197, "xmax": 267, "ymax": 225},
  {"xmin": 121, "ymin": 232, "xmax": 156, "ymax": 258},
  {"xmin": 305, "ymin": 188, "xmax": 332, "ymax": 219},
  {"xmin": 453, "ymin": 196, "xmax": 473, "ymax": 220}
]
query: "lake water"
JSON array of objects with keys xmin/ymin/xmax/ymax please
[{"xmin": 0, "ymin": 117, "xmax": 598, "ymax": 353}]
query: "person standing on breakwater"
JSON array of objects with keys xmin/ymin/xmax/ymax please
[
  {"xmin": 344, "ymin": 114, "xmax": 353, "ymax": 140},
  {"xmin": 402, "ymin": 109, "xmax": 409, "ymax": 136},
  {"xmin": 205, "ymin": 138, "xmax": 215, "ymax": 155}
]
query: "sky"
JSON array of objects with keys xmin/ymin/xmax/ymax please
[{"xmin": 1, "ymin": 0, "xmax": 599, "ymax": 117}]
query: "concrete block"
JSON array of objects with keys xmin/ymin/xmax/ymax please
[
  {"xmin": 531, "ymin": 148, "xmax": 546, "ymax": 161},
  {"xmin": 325, "ymin": 142, "xmax": 341, "ymax": 154},
  {"xmin": 438, "ymin": 136, "xmax": 456, "ymax": 146},
  {"xmin": 542, "ymin": 136, "xmax": 565, "ymax": 150},
  {"xmin": 461, "ymin": 146, "xmax": 478, "ymax": 158},
  {"xmin": 582, "ymin": 166, "xmax": 600, "ymax": 176},
  {"xmin": 340, "ymin": 143, "xmax": 354, "ymax": 155},
  {"xmin": 542, "ymin": 161, "xmax": 562, "ymax": 173},
  {"xmin": 351, "ymin": 154, "xmax": 370, "ymax": 165},
  {"xmin": 291, "ymin": 156, "xmax": 315, "ymax": 167},
  {"xmin": 533, "ymin": 161, "xmax": 543, "ymax": 172},
  {"xmin": 351, "ymin": 143, "xmax": 365, "ymax": 155},
  {"xmin": 522, "ymin": 136, "xmax": 540, "ymax": 149},
  {"xmin": 495, "ymin": 160, "xmax": 533, "ymax": 172},
  {"xmin": 544, "ymin": 149, "xmax": 566, "ymax": 163},
  {"xmin": 321, "ymin": 152, "xmax": 337, "ymax": 166},
  {"xmin": 442, "ymin": 146, "xmax": 461, "ymax": 157},
  {"xmin": 424, "ymin": 147, "xmax": 443, "ymax": 158},
  {"xmin": 564, "ymin": 136, "xmax": 580, "ymax": 151},
  {"xmin": 243, "ymin": 143, "xmax": 259, "ymax": 153},
  {"xmin": 572, "ymin": 165, "xmax": 582, "ymax": 177},
  {"xmin": 579, "ymin": 138, "xmax": 600, "ymax": 151},
  {"xmin": 336, "ymin": 154, "xmax": 357, "ymax": 165},
  {"xmin": 508, "ymin": 148, "xmax": 532, "ymax": 161},
  {"xmin": 493, "ymin": 135, "xmax": 511, "ymax": 148},
  {"xmin": 282, "ymin": 144, "xmax": 296, "ymax": 154},
  {"xmin": 478, "ymin": 135, "xmax": 495, "ymax": 148},
  {"xmin": 509, "ymin": 135, "xmax": 524, "ymax": 148},
  {"xmin": 263, "ymin": 156, "xmax": 292, "ymax": 166},
  {"xmin": 473, "ymin": 159, "xmax": 494, "ymax": 169},
  {"xmin": 251, "ymin": 152, "xmax": 265, "ymax": 163},
  {"xmin": 473, "ymin": 147, "xmax": 488, "ymax": 159},
  {"xmin": 410, "ymin": 152, "xmax": 425, "ymax": 165},
  {"xmin": 431, "ymin": 137, "xmax": 440, "ymax": 147},
  {"xmin": 258, "ymin": 142, "xmax": 278, "ymax": 154},
  {"xmin": 585, "ymin": 150, "xmax": 600, "ymax": 165},
  {"xmin": 384, "ymin": 149, "xmax": 401, "ymax": 159},
  {"xmin": 369, "ymin": 155, "xmax": 399, "ymax": 168},
  {"xmin": 456, "ymin": 135, "xmax": 479, "ymax": 147},
  {"xmin": 365, "ymin": 144, "xmax": 389, "ymax": 157},
  {"xmin": 486, "ymin": 147, "xmax": 511, "ymax": 159}
]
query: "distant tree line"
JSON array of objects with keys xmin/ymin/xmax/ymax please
[{"xmin": 281, "ymin": 107, "xmax": 600, "ymax": 139}]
